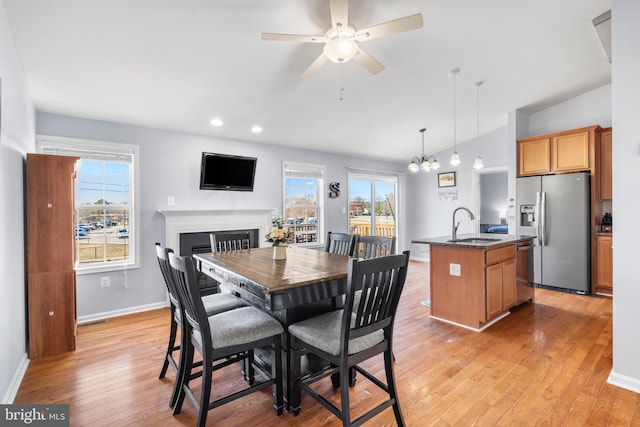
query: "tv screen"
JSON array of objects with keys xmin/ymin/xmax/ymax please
[{"xmin": 199, "ymin": 152, "xmax": 257, "ymax": 191}]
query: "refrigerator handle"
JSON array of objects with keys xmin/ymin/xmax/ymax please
[
  {"xmin": 540, "ymin": 191, "xmax": 547, "ymax": 246},
  {"xmin": 535, "ymin": 192, "xmax": 542, "ymax": 244}
]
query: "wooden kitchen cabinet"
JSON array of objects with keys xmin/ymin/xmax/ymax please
[
  {"xmin": 599, "ymin": 128, "xmax": 612, "ymax": 200},
  {"xmin": 518, "ymin": 137, "xmax": 551, "ymax": 176},
  {"xmin": 596, "ymin": 235, "xmax": 613, "ymax": 295},
  {"xmin": 517, "ymin": 126, "xmax": 600, "ymax": 177},
  {"xmin": 27, "ymin": 153, "xmax": 79, "ymax": 359},
  {"xmin": 485, "ymin": 247, "xmax": 516, "ymax": 321}
]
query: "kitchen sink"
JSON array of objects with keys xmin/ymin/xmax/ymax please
[{"xmin": 447, "ymin": 237, "xmax": 502, "ymax": 243}]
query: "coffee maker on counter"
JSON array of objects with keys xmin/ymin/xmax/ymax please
[{"xmin": 602, "ymin": 212, "xmax": 612, "ymax": 232}]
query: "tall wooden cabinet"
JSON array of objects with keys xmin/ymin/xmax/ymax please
[{"xmin": 26, "ymin": 153, "xmax": 79, "ymax": 359}]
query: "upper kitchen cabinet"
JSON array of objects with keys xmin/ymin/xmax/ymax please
[
  {"xmin": 518, "ymin": 137, "xmax": 551, "ymax": 176},
  {"xmin": 599, "ymin": 128, "xmax": 612, "ymax": 200},
  {"xmin": 517, "ymin": 126, "xmax": 601, "ymax": 177}
]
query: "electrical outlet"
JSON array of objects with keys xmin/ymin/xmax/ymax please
[
  {"xmin": 100, "ymin": 276, "xmax": 110, "ymax": 288},
  {"xmin": 449, "ymin": 263, "xmax": 461, "ymax": 276},
  {"xmin": 167, "ymin": 196, "xmax": 175, "ymax": 206}
]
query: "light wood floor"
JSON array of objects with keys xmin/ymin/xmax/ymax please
[{"xmin": 15, "ymin": 261, "xmax": 640, "ymax": 426}]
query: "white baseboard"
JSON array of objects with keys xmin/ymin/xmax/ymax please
[
  {"xmin": 608, "ymin": 369, "xmax": 640, "ymax": 394},
  {"xmin": 78, "ymin": 301, "xmax": 168, "ymax": 325},
  {"xmin": 2, "ymin": 353, "xmax": 29, "ymax": 404}
]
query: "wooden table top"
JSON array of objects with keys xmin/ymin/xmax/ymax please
[{"xmin": 194, "ymin": 246, "xmax": 349, "ymax": 294}]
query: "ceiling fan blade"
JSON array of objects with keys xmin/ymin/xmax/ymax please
[
  {"xmin": 352, "ymin": 48, "xmax": 385, "ymax": 75},
  {"xmin": 261, "ymin": 33, "xmax": 324, "ymax": 43},
  {"xmin": 329, "ymin": 0, "xmax": 349, "ymax": 30},
  {"xmin": 300, "ymin": 54, "xmax": 329, "ymax": 79},
  {"xmin": 355, "ymin": 13, "xmax": 423, "ymax": 41}
]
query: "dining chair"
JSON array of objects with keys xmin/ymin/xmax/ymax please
[
  {"xmin": 352, "ymin": 235, "xmax": 396, "ymax": 259},
  {"xmin": 288, "ymin": 251, "xmax": 410, "ymax": 426},
  {"xmin": 155, "ymin": 243, "xmax": 247, "ymax": 407},
  {"xmin": 169, "ymin": 252, "xmax": 284, "ymax": 427},
  {"xmin": 209, "ymin": 232, "xmax": 251, "ymax": 252},
  {"xmin": 325, "ymin": 231, "xmax": 356, "ymax": 256}
]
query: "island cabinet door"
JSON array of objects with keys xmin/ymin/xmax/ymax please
[
  {"xmin": 502, "ymin": 258, "xmax": 517, "ymax": 308},
  {"xmin": 486, "ymin": 264, "xmax": 504, "ymax": 320},
  {"xmin": 485, "ymin": 258, "xmax": 516, "ymax": 321}
]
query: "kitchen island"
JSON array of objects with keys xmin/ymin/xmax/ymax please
[{"xmin": 412, "ymin": 234, "xmax": 535, "ymax": 331}]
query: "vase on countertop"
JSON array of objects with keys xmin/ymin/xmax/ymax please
[{"xmin": 273, "ymin": 245, "xmax": 287, "ymax": 260}]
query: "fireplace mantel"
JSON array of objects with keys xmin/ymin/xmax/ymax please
[{"xmin": 159, "ymin": 209, "xmax": 275, "ymax": 251}]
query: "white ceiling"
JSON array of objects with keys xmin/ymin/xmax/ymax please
[{"xmin": 3, "ymin": 0, "xmax": 611, "ymax": 163}]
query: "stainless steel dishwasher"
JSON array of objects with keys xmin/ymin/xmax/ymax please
[{"xmin": 516, "ymin": 240, "xmax": 535, "ymax": 304}]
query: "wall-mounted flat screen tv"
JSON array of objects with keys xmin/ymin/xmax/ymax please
[{"xmin": 199, "ymin": 152, "xmax": 257, "ymax": 191}]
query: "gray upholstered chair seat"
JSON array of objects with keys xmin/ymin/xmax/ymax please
[
  {"xmin": 202, "ymin": 293, "xmax": 246, "ymax": 316},
  {"xmin": 192, "ymin": 306, "xmax": 284, "ymax": 349},
  {"xmin": 175, "ymin": 293, "xmax": 246, "ymax": 323},
  {"xmin": 288, "ymin": 309, "xmax": 383, "ymax": 356}
]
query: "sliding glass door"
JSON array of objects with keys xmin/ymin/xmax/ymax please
[{"xmin": 348, "ymin": 174, "xmax": 397, "ymax": 238}]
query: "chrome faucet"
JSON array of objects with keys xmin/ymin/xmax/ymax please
[{"xmin": 452, "ymin": 207, "xmax": 475, "ymax": 241}]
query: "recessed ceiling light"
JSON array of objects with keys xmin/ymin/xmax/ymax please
[
  {"xmin": 251, "ymin": 125, "xmax": 263, "ymax": 134},
  {"xmin": 210, "ymin": 118, "xmax": 223, "ymax": 126}
]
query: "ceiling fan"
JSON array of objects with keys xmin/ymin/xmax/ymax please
[{"xmin": 261, "ymin": 0, "xmax": 423, "ymax": 79}]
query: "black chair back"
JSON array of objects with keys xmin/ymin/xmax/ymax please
[
  {"xmin": 353, "ymin": 235, "xmax": 396, "ymax": 259},
  {"xmin": 342, "ymin": 251, "xmax": 409, "ymax": 354},
  {"xmin": 210, "ymin": 232, "xmax": 251, "ymax": 252},
  {"xmin": 155, "ymin": 243, "xmax": 179, "ymax": 307},
  {"xmin": 168, "ymin": 253, "xmax": 209, "ymax": 347},
  {"xmin": 325, "ymin": 231, "xmax": 355, "ymax": 256}
]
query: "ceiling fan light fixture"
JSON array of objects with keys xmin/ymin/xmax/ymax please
[{"xmin": 323, "ymin": 38, "xmax": 358, "ymax": 63}]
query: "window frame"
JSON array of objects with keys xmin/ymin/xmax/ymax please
[
  {"xmin": 282, "ymin": 161, "xmax": 326, "ymax": 247},
  {"xmin": 37, "ymin": 135, "xmax": 140, "ymax": 275}
]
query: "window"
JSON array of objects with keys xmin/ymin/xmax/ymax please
[
  {"xmin": 38, "ymin": 135, "xmax": 139, "ymax": 274},
  {"xmin": 348, "ymin": 173, "xmax": 397, "ymax": 239},
  {"xmin": 283, "ymin": 162, "xmax": 325, "ymax": 245}
]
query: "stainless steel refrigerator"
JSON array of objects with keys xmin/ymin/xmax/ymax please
[{"xmin": 516, "ymin": 172, "xmax": 590, "ymax": 293}]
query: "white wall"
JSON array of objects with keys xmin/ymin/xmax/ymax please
[
  {"xmin": 0, "ymin": 0, "xmax": 36, "ymax": 403},
  {"xmin": 528, "ymin": 84, "xmax": 612, "ymax": 136},
  {"xmin": 407, "ymin": 125, "xmax": 510, "ymax": 260},
  {"xmin": 609, "ymin": 0, "xmax": 640, "ymax": 393},
  {"xmin": 36, "ymin": 113, "xmax": 409, "ymax": 319}
]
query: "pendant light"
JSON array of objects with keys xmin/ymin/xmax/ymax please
[
  {"xmin": 449, "ymin": 68, "xmax": 461, "ymax": 166},
  {"xmin": 408, "ymin": 128, "xmax": 440, "ymax": 172},
  {"xmin": 473, "ymin": 81, "xmax": 485, "ymax": 170}
]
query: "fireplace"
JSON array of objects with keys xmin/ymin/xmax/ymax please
[
  {"xmin": 159, "ymin": 209, "xmax": 274, "ymax": 294},
  {"xmin": 179, "ymin": 229, "xmax": 260, "ymax": 256},
  {"xmin": 159, "ymin": 208, "xmax": 274, "ymax": 253}
]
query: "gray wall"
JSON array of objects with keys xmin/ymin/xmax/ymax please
[
  {"xmin": 480, "ymin": 172, "xmax": 508, "ymax": 224},
  {"xmin": 0, "ymin": 1, "xmax": 36, "ymax": 403},
  {"xmin": 36, "ymin": 113, "xmax": 408, "ymax": 319},
  {"xmin": 610, "ymin": 0, "xmax": 640, "ymax": 393}
]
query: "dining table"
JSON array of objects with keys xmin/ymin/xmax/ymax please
[{"xmin": 193, "ymin": 245, "xmax": 350, "ymax": 409}]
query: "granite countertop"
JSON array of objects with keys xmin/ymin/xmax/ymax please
[
  {"xmin": 411, "ymin": 233, "xmax": 536, "ymax": 249},
  {"xmin": 595, "ymin": 232, "xmax": 613, "ymax": 236}
]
